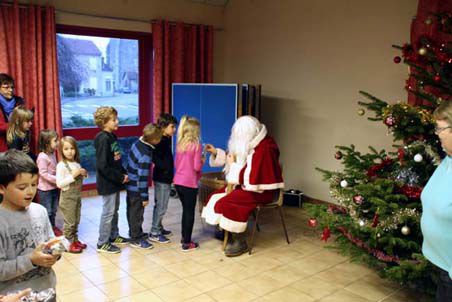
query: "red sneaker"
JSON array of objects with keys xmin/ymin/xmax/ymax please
[
  {"xmin": 53, "ymin": 227, "xmax": 63, "ymax": 237},
  {"xmin": 68, "ymin": 242, "xmax": 83, "ymax": 253},
  {"xmin": 75, "ymin": 240, "xmax": 87, "ymax": 249}
]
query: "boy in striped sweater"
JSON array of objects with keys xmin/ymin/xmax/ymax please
[{"xmin": 125, "ymin": 124, "xmax": 162, "ymax": 249}]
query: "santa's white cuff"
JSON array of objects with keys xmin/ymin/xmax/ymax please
[{"xmin": 209, "ymin": 148, "xmax": 226, "ymax": 167}]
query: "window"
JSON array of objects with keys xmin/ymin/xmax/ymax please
[{"xmin": 56, "ymin": 25, "xmax": 152, "ymax": 190}]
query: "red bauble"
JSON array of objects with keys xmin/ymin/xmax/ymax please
[
  {"xmin": 393, "ymin": 56, "xmax": 401, "ymax": 64},
  {"xmin": 397, "ymin": 148, "xmax": 405, "ymax": 162},
  {"xmin": 308, "ymin": 218, "xmax": 318, "ymax": 228},
  {"xmin": 434, "ymin": 74, "xmax": 441, "ymax": 82},
  {"xmin": 334, "ymin": 151, "xmax": 343, "ymax": 160},
  {"xmin": 353, "ymin": 195, "xmax": 364, "ymax": 205}
]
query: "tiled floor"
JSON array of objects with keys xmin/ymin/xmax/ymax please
[{"xmin": 54, "ymin": 191, "xmax": 431, "ymax": 302}]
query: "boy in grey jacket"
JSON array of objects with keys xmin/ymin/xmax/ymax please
[{"xmin": 0, "ymin": 150, "xmax": 58, "ymax": 295}]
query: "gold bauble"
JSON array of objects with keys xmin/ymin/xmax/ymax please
[
  {"xmin": 418, "ymin": 47, "xmax": 427, "ymax": 56},
  {"xmin": 401, "ymin": 225, "xmax": 410, "ymax": 236},
  {"xmin": 357, "ymin": 109, "xmax": 365, "ymax": 116}
]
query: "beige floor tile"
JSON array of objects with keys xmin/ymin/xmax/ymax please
[
  {"xmin": 315, "ymin": 266, "xmax": 364, "ymax": 287},
  {"xmin": 290, "ymin": 276, "xmax": 341, "ymax": 300},
  {"xmin": 258, "ymin": 245, "xmax": 305, "ymax": 263},
  {"xmin": 58, "ymin": 286, "xmax": 108, "ymax": 302},
  {"xmin": 67, "ymin": 253, "xmax": 113, "ymax": 271},
  {"xmin": 206, "ymin": 283, "xmax": 258, "ymax": 302},
  {"xmin": 184, "ymin": 270, "xmax": 232, "ymax": 292},
  {"xmin": 212, "ymin": 262, "xmax": 260, "ymax": 281},
  {"xmin": 53, "ymin": 258, "xmax": 80, "ymax": 275},
  {"xmin": 97, "ymin": 276, "xmax": 147, "ymax": 300},
  {"xmin": 183, "ymin": 293, "xmax": 216, "ymax": 302},
  {"xmin": 145, "ymin": 249, "xmax": 189, "ymax": 266},
  {"xmin": 164, "ymin": 259, "xmax": 209, "ymax": 278},
  {"xmin": 190, "ymin": 250, "xmax": 236, "ymax": 269},
  {"xmin": 131, "ymin": 267, "xmax": 180, "ymax": 289},
  {"xmin": 261, "ymin": 286, "xmax": 315, "ymax": 301},
  {"xmin": 236, "ymin": 254, "xmax": 282, "ymax": 272},
  {"xmin": 344, "ymin": 274, "xmax": 401, "ymax": 301},
  {"xmin": 152, "ymin": 280, "xmax": 203, "ymax": 302},
  {"xmin": 318, "ymin": 289, "xmax": 372, "ymax": 302},
  {"xmin": 262, "ymin": 264, "xmax": 310, "ymax": 284},
  {"xmin": 56, "ymin": 272, "xmax": 95, "ymax": 296},
  {"xmin": 81, "ymin": 263, "xmax": 129, "ymax": 285},
  {"xmin": 115, "ymin": 256, "xmax": 162, "ymax": 275},
  {"xmin": 380, "ymin": 289, "xmax": 433, "ymax": 302},
  {"xmin": 238, "ymin": 274, "xmax": 289, "ymax": 296},
  {"xmin": 114, "ymin": 290, "xmax": 164, "ymax": 302},
  {"xmin": 287, "ymin": 256, "xmax": 334, "ymax": 275}
]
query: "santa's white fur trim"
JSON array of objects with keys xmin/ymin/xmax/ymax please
[
  {"xmin": 209, "ymin": 148, "xmax": 226, "ymax": 167},
  {"xmin": 219, "ymin": 215, "xmax": 248, "ymax": 233},
  {"xmin": 248, "ymin": 124, "xmax": 267, "ymax": 150},
  {"xmin": 201, "ymin": 192, "xmax": 227, "ymax": 225}
]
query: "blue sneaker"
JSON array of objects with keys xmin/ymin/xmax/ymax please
[
  {"xmin": 149, "ymin": 234, "xmax": 171, "ymax": 244},
  {"xmin": 130, "ymin": 239, "xmax": 154, "ymax": 250}
]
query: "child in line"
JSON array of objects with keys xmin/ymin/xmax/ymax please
[
  {"xmin": 174, "ymin": 116, "xmax": 204, "ymax": 252},
  {"xmin": 37, "ymin": 129, "xmax": 62, "ymax": 236},
  {"xmin": 150, "ymin": 113, "xmax": 178, "ymax": 243},
  {"xmin": 7, "ymin": 105, "xmax": 34, "ymax": 160},
  {"xmin": 94, "ymin": 106, "xmax": 129, "ymax": 254},
  {"xmin": 56, "ymin": 136, "xmax": 87, "ymax": 254},
  {"xmin": 125, "ymin": 123, "xmax": 162, "ymax": 249},
  {"xmin": 0, "ymin": 150, "xmax": 58, "ymax": 295}
]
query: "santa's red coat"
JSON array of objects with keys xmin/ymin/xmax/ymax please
[{"xmin": 202, "ymin": 135, "xmax": 284, "ymax": 233}]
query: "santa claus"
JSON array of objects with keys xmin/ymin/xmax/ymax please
[{"xmin": 202, "ymin": 116, "xmax": 284, "ymax": 257}]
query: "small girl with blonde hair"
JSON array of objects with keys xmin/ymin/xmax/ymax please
[
  {"xmin": 173, "ymin": 116, "xmax": 204, "ymax": 251},
  {"xmin": 7, "ymin": 105, "xmax": 34, "ymax": 159},
  {"xmin": 56, "ymin": 136, "xmax": 88, "ymax": 253}
]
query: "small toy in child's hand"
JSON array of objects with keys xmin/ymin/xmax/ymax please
[
  {"xmin": 42, "ymin": 236, "xmax": 69, "ymax": 256},
  {"xmin": 19, "ymin": 288, "xmax": 56, "ymax": 302}
]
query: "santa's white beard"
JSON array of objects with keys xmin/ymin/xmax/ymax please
[{"xmin": 228, "ymin": 130, "xmax": 256, "ymax": 165}]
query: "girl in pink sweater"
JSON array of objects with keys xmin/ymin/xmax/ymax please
[
  {"xmin": 37, "ymin": 129, "xmax": 61, "ymax": 235},
  {"xmin": 174, "ymin": 116, "xmax": 204, "ymax": 252}
]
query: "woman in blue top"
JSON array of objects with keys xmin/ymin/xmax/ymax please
[{"xmin": 421, "ymin": 99, "xmax": 452, "ymax": 302}]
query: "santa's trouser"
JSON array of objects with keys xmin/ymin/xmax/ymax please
[{"xmin": 202, "ymin": 187, "xmax": 277, "ymax": 233}]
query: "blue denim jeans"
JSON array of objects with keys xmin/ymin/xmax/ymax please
[
  {"xmin": 97, "ymin": 192, "xmax": 120, "ymax": 246},
  {"xmin": 151, "ymin": 182, "xmax": 171, "ymax": 235},
  {"xmin": 38, "ymin": 189, "xmax": 59, "ymax": 227}
]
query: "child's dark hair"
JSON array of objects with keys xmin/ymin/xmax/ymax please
[
  {"xmin": 157, "ymin": 113, "xmax": 177, "ymax": 128},
  {"xmin": 0, "ymin": 150, "xmax": 38, "ymax": 186},
  {"xmin": 0, "ymin": 73, "xmax": 14, "ymax": 86},
  {"xmin": 39, "ymin": 129, "xmax": 58, "ymax": 153}
]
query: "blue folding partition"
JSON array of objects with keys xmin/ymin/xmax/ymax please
[{"xmin": 172, "ymin": 83, "xmax": 238, "ymax": 172}]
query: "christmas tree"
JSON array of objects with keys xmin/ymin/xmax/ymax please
[{"xmin": 306, "ymin": 11, "xmax": 452, "ymax": 293}]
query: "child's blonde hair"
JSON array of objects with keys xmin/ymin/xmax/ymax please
[
  {"xmin": 176, "ymin": 116, "xmax": 200, "ymax": 152},
  {"xmin": 59, "ymin": 136, "xmax": 80, "ymax": 163},
  {"xmin": 7, "ymin": 105, "xmax": 33, "ymax": 144},
  {"xmin": 39, "ymin": 129, "xmax": 58, "ymax": 153},
  {"xmin": 93, "ymin": 106, "xmax": 118, "ymax": 128},
  {"xmin": 142, "ymin": 123, "xmax": 162, "ymax": 144}
]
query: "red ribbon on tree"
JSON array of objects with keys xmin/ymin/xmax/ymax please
[
  {"xmin": 321, "ymin": 227, "xmax": 331, "ymax": 242},
  {"xmin": 372, "ymin": 213, "xmax": 379, "ymax": 227},
  {"xmin": 399, "ymin": 184, "xmax": 423, "ymax": 199},
  {"xmin": 367, "ymin": 158, "xmax": 394, "ymax": 177}
]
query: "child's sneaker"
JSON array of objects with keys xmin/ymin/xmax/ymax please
[
  {"xmin": 130, "ymin": 239, "xmax": 154, "ymax": 250},
  {"xmin": 97, "ymin": 243, "xmax": 121, "ymax": 254},
  {"xmin": 68, "ymin": 242, "xmax": 83, "ymax": 253},
  {"xmin": 149, "ymin": 234, "xmax": 171, "ymax": 244},
  {"xmin": 53, "ymin": 226, "xmax": 63, "ymax": 237},
  {"xmin": 181, "ymin": 242, "xmax": 199, "ymax": 252},
  {"xmin": 110, "ymin": 236, "xmax": 130, "ymax": 245},
  {"xmin": 161, "ymin": 228, "xmax": 173, "ymax": 236},
  {"xmin": 74, "ymin": 240, "xmax": 87, "ymax": 249}
]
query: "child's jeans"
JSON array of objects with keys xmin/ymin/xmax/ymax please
[
  {"xmin": 38, "ymin": 189, "xmax": 59, "ymax": 227},
  {"xmin": 97, "ymin": 192, "xmax": 120, "ymax": 246},
  {"xmin": 151, "ymin": 182, "xmax": 171, "ymax": 235},
  {"xmin": 126, "ymin": 191, "xmax": 145, "ymax": 240}
]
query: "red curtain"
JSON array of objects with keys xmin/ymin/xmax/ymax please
[
  {"xmin": 152, "ymin": 20, "xmax": 213, "ymax": 121},
  {"xmin": 408, "ymin": 0, "xmax": 452, "ymax": 105},
  {"xmin": 0, "ymin": 2, "xmax": 62, "ymax": 151}
]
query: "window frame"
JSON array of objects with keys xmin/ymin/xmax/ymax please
[{"xmin": 56, "ymin": 25, "xmax": 153, "ymax": 191}]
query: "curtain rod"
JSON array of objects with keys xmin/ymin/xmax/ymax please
[{"xmin": 0, "ymin": 1, "xmax": 224, "ymax": 31}]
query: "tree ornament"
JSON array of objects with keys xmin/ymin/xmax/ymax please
[
  {"xmin": 372, "ymin": 213, "xmax": 379, "ymax": 227},
  {"xmin": 401, "ymin": 225, "xmax": 411, "ymax": 235},
  {"xmin": 308, "ymin": 218, "xmax": 318, "ymax": 228},
  {"xmin": 418, "ymin": 47, "xmax": 427, "ymax": 56},
  {"xmin": 434, "ymin": 74, "xmax": 441, "ymax": 82},
  {"xmin": 393, "ymin": 56, "xmax": 401, "ymax": 64},
  {"xmin": 384, "ymin": 115, "xmax": 395, "ymax": 127},
  {"xmin": 321, "ymin": 227, "xmax": 331, "ymax": 242},
  {"xmin": 359, "ymin": 219, "xmax": 365, "ymax": 227},
  {"xmin": 334, "ymin": 151, "xmax": 343, "ymax": 160},
  {"xmin": 357, "ymin": 108, "xmax": 365, "ymax": 116},
  {"xmin": 414, "ymin": 153, "xmax": 423, "ymax": 162},
  {"xmin": 340, "ymin": 180, "xmax": 348, "ymax": 188},
  {"xmin": 425, "ymin": 18, "xmax": 432, "ymax": 25},
  {"xmin": 377, "ymin": 233, "xmax": 381, "ymax": 238},
  {"xmin": 353, "ymin": 195, "xmax": 364, "ymax": 205}
]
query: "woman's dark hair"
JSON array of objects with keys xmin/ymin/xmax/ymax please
[{"xmin": 0, "ymin": 73, "xmax": 14, "ymax": 86}]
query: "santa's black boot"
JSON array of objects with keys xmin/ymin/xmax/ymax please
[{"xmin": 224, "ymin": 232, "xmax": 248, "ymax": 257}]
